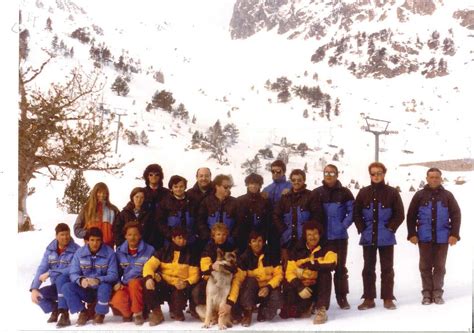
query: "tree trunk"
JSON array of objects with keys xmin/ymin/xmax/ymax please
[{"xmin": 18, "ymin": 178, "xmax": 33, "ymax": 232}]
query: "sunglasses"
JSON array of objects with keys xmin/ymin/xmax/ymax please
[
  {"xmin": 324, "ymin": 171, "xmax": 337, "ymax": 177},
  {"xmin": 271, "ymin": 169, "xmax": 282, "ymax": 174},
  {"xmin": 148, "ymin": 173, "xmax": 160, "ymax": 177},
  {"xmin": 290, "ymin": 178, "xmax": 303, "ymax": 183},
  {"xmin": 370, "ymin": 172, "xmax": 384, "ymax": 176},
  {"xmin": 221, "ymin": 185, "xmax": 232, "ymax": 190}
]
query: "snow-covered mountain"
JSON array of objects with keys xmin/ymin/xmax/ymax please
[{"xmin": 15, "ymin": 0, "xmax": 472, "ymax": 330}]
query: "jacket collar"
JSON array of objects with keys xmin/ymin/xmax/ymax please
[
  {"xmin": 81, "ymin": 243, "xmax": 108, "ymax": 258},
  {"xmin": 371, "ymin": 181, "xmax": 386, "ymax": 190},
  {"xmin": 424, "ymin": 184, "xmax": 444, "ymax": 192},
  {"xmin": 192, "ymin": 182, "xmax": 212, "ymax": 194},
  {"xmin": 273, "ymin": 175, "xmax": 288, "ymax": 184},
  {"xmin": 322, "ymin": 180, "xmax": 342, "ymax": 190}
]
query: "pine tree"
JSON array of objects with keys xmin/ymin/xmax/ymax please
[
  {"xmin": 140, "ymin": 130, "xmax": 149, "ymax": 146},
  {"xmin": 60, "ymin": 170, "xmax": 90, "ymax": 214},
  {"xmin": 191, "ymin": 130, "xmax": 201, "ymax": 145},
  {"xmin": 111, "ymin": 76, "xmax": 130, "ymax": 96},
  {"xmin": 175, "ymin": 103, "xmax": 189, "ymax": 120},
  {"xmin": 45, "ymin": 17, "xmax": 52, "ymax": 31},
  {"xmin": 241, "ymin": 155, "xmax": 261, "ymax": 175},
  {"xmin": 297, "ymin": 143, "xmax": 309, "ymax": 156},
  {"xmin": 152, "ymin": 90, "xmax": 175, "ymax": 111},
  {"xmin": 258, "ymin": 147, "xmax": 273, "ymax": 159},
  {"xmin": 277, "ymin": 149, "xmax": 289, "ymax": 164},
  {"xmin": 223, "ymin": 123, "xmax": 239, "ymax": 146},
  {"xmin": 51, "ymin": 35, "xmax": 58, "ymax": 50}
]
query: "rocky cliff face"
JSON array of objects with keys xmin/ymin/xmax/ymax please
[
  {"xmin": 230, "ymin": 0, "xmax": 472, "ymax": 79},
  {"xmin": 230, "ymin": 0, "xmax": 448, "ymax": 40}
]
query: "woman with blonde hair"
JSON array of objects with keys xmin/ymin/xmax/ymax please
[{"xmin": 74, "ymin": 182, "xmax": 119, "ymax": 247}]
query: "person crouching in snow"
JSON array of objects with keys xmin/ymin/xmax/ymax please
[
  {"xmin": 142, "ymin": 226, "xmax": 200, "ymax": 326},
  {"xmin": 281, "ymin": 220, "xmax": 337, "ymax": 324},
  {"xmin": 191, "ymin": 222, "xmax": 236, "ymax": 319},
  {"xmin": 234, "ymin": 230, "xmax": 283, "ymax": 327},
  {"xmin": 60, "ymin": 227, "xmax": 118, "ymax": 326},
  {"xmin": 30, "ymin": 223, "xmax": 80, "ymax": 327},
  {"xmin": 109, "ymin": 221, "xmax": 154, "ymax": 325}
]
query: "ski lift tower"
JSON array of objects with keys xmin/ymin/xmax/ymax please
[{"xmin": 364, "ymin": 117, "xmax": 397, "ymax": 162}]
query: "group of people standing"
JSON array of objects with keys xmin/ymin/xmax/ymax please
[{"xmin": 29, "ymin": 160, "xmax": 462, "ymax": 328}]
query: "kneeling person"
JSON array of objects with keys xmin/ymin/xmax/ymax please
[
  {"xmin": 237, "ymin": 231, "xmax": 283, "ymax": 326},
  {"xmin": 30, "ymin": 223, "xmax": 80, "ymax": 326},
  {"xmin": 192, "ymin": 223, "xmax": 236, "ymax": 317},
  {"xmin": 282, "ymin": 221, "xmax": 337, "ymax": 324},
  {"xmin": 143, "ymin": 226, "xmax": 199, "ymax": 326},
  {"xmin": 61, "ymin": 227, "xmax": 118, "ymax": 326},
  {"xmin": 110, "ymin": 221, "xmax": 154, "ymax": 325}
]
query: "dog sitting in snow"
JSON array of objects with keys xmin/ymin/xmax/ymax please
[{"xmin": 196, "ymin": 249, "xmax": 237, "ymax": 330}]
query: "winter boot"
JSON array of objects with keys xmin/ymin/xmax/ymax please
[
  {"xmin": 56, "ymin": 310, "xmax": 71, "ymax": 328},
  {"xmin": 383, "ymin": 299, "xmax": 396, "ymax": 310},
  {"xmin": 149, "ymin": 306, "xmax": 164, "ymax": 326},
  {"xmin": 422, "ymin": 297, "xmax": 432, "ymax": 305},
  {"xmin": 336, "ymin": 295, "xmax": 351, "ymax": 310},
  {"xmin": 93, "ymin": 314, "xmax": 105, "ymax": 324},
  {"xmin": 170, "ymin": 309, "xmax": 185, "ymax": 321},
  {"xmin": 47, "ymin": 305, "xmax": 59, "ymax": 323},
  {"xmin": 85, "ymin": 302, "xmax": 96, "ymax": 320},
  {"xmin": 300, "ymin": 304, "xmax": 313, "ymax": 318},
  {"xmin": 433, "ymin": 296, "xmax": 444, "ymax": 305},
  {"xmin": 241, "ymin": 308, "xmax": 253, "ymax": 327},
  {"xmin": 313, "ymin": 307, "xmax": 328, "ymax": 324},
  {"xmin": 357, "ymin": 298, "xmax": 375, "ymax": 310},
  {"xmin": 134, "ymin": 312, "xmax": 145, "ymax": 326},
  {"xmin": 189, "ymin": 302, "xmax": 200, "ymax": 319},
  {"xmin": 122, "ymin": 315, "xmax": 133, "ymax": 322},
  {"xmin": 76, "ymin": 309, "xmax": 89, "ymax": 326},
  {"xmin": 257, "ymin": 306, "xmax": 266, "ymax": 322}
]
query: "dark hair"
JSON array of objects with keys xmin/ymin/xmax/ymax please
[
  {"xmin": 129, "ymin": 187, "xmax": 145, "ymax": 202},
  {"xmin": 195, "ymin": 167, "xmax": 211, "ymax": 178},
  {"xmin": 213, "ymin": 174, "xmax": 232, "ymax": 187},
  {"xmin": 270, "ymin": 160, "xmax": 286, "ymax": 173},
  {"xmin": 171, "ymin": 226, "xmax": 188, "ymax": 238},
  {"xmin": 427, "ymin": 167, "xmax": 442, "ymax": 176},
  {"xmin": 324, "ymin": 164, "xmax": 339, "ymax": 175},
  {"xmin": 55, "ymin": 223, "xmax": 70, "ymax": 235},
  {"xmin": 84, "ymin": 227, "xmax": 103, "ymax": 241},
  {"xmin": 248, "ymin": 230, "xmax": 265, "ymax": 242},
  {"xmin": 168, "ymin": 175, "xmax": 188, "ymax": 189},
  {"xmin": 143, "ymin": 164, "xmax": 164, "ymax": 187},
  {"xmin": 303, "ymin": 220, "xmax": 324, "ymax": 238},
  {"xmin": 289, "ymin": 169, "xmax": 306, "ymax": 181},
  {"xmin": 245, "ymin": 173, "xmax": 263, "ymax": 186},
  {"xmin": 368, "ymin": 162, "xmax": 387, "ymax": 174},
  {"xmin": 122, "ymin": 221, "xmax": 142, "ymax": 236}
]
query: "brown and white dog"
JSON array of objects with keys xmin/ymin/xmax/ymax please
[{"xmin": 196, "ymin": 249, "xmax": 237, "ymax": 330}]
